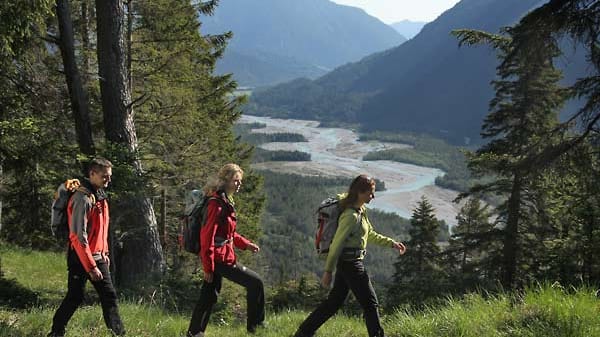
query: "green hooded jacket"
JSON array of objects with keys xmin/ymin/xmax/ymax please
[{"xmin": 324, "ymin": 194, "xmax": 396, "ymax": 272}]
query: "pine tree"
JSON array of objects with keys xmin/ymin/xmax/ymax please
[
  {"xmin": 540, "ymin": 141, "xmax": 600, "ymax": 285},
  {"xmin": 506, "ymin": 0, "xmax": 600, "ymax": 160},
  {"xmin": 127, "ymin": 0, "xmax": 264, "ymax": 267},
  {"xmin": 0, "ymin": 1, "xmax": 79, "ymax": 249},
  {"xmin": 445, "ymin": 198, "xmax": 499, "ymax": 292},
  {"xmin": 388, "ymin": 196, "xmax": 444, "ymax": 306},
  {"xmin": 454, "ymin": 26, "xmax": 569, "ymax": 289}
]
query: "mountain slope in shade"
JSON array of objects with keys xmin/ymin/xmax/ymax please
[
  {"xmin": 201, "ymin": 0, "xmax": 406, "ymax": 87},
  {"xmin": 390, "ymin": 20, "xmax": 427, "ymax": 39},
  {"xmin": 249, "ymin": 0, "xmax": 567, "ymax": 144}
]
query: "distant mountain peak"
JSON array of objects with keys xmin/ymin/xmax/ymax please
[
  {"xmin": 390, "ymin": 20, "xmax": 427, "ymax": 39},
  {"xmin": 200, "ymin": 0, "xmax": 406, "ymax": 87}
]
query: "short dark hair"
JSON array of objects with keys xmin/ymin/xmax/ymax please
[{"xmin": 88, "ymin": 157, "xmax": 113, "ymax": 176}]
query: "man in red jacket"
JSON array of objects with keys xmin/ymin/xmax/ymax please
[{"xmin": 48, "ymin": 157, "xmax": 125, "ymax": 337}]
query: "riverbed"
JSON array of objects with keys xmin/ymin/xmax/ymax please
[{"xmin": 240, "ymin": 115, "xmax": 462, "ymax": 225}]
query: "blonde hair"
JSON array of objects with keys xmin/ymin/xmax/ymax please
[{"xmin": 203, "ymin": 163, "xmax": 244, "ymax": 194}]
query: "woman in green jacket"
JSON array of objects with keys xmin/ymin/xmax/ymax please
[{"xmin": 294, "ymin": 174, "xmax": 406, "ymax": 337}]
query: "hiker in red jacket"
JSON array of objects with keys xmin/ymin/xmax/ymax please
[
  {"xmin": 48, "ymin": 157, "xmax": 125, "ymax": 337},
  {"xmin": 187, "ymin": 163, "xmax": 264, "ymax": 337}
]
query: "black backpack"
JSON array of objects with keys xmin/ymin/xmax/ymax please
[
  {"xmin": 51, "ymin": 179, "xmax": 95, "ymax": 242},
  {"xmin": 179, "ymin": 190, "xmax": 225, "ymax": 254}
]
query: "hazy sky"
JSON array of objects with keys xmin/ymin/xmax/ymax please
[{"xmin": 330, "ymin": 0, "xmax": 461, "ymax": 23}]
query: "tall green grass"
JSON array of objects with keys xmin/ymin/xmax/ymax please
[{"xmin": 2, "ymin": 244, "xmax": 600, "ymax": 336}]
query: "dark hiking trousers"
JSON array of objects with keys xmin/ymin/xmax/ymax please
[
  {"xmin": 187, "ymin": 262, "xmax": 265, "ymax": 335},
  {"xmin": 295, "ymin": 259, "xmax": 384, "ymax": 337},
  {"xmin": 50, "ymin": 248, "xmax": 125, "ymax": 336}
]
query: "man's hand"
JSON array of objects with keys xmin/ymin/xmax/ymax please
[
  {"xmin": 321, "ymin": 271, "xmax": 332, "ymax": 288},
  {"xmin": 88, "ymin": 267, "xmax": 103, "ymax": 281},
  {"xmin": 247, "ymin": 242, "xmax": 260, "ymax": 253},
  {"xmin": 102, "ymin": 254, "xmax": 110, "ymax": 268},
  {"xmin": 393, "ymin": 241, "xmax": 407, "ymax": 255},
  {"xmin": 204, "ymin": 272, "xmax": 214, "ymax": 283}
]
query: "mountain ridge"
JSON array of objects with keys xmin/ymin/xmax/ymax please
[
  {"xmin": 201, "ymin": 0, "xmax": 406, "ymax": 87},
  {"xmin": 390, "ymin": 20, "xmax": 427, "ymax": 39},
  {"xmin": 248, "ymin": 0, "xmax": 562, "ymax": 144}
]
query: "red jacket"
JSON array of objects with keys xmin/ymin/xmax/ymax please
[
  {"xmin": 68, "ymin": 179, "xmax": 110, "ymax": 272},
  {"xmin": 200, "ymin": 191, "xmax": 251, "ymax": 273}
]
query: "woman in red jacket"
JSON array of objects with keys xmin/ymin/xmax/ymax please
[{"xmin": 187, "ymin": 163, "xmax": 264, "ymax": 337}]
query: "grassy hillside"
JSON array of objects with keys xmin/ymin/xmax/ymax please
[{"xmin": 2, "ymin": 245, "xmax": 600, "ymax": 336}]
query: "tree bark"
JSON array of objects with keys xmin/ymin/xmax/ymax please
[
  {"xmin": 95, "ymin": 0, "xmax": 164, "ymax": 288},
  {"xmin": 80, "ymin": 0, "xmax": 92, "ymax": 85},
  {"xmin": 0, "ymin": 164, "xmax": 3, "ymax": 235},
  {"xmin": 56, "ymin": 0, "xmax": 95, "ymax": 156}
]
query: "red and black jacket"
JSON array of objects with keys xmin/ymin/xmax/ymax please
[
  {"xmin": 67, "ymin": 179, "xmax": 110, "ymax": 272},
  {"xmin": 200, "ymin": 191, "xmax": 251, "ymax": 274}
]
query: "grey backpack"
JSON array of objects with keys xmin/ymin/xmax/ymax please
[
  {"xmin": 51, "ymin": 179, "xmax": 95, "ymax": 242},
  {"xmin": 315, "ymin": 197, "xmax": 342, "ymax": 256}
]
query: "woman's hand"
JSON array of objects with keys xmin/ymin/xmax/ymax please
[
  {"xmin": 247, "ymin": 242, "xmax": 260, "ymax": 253},
  {"xmin": 393, "ymin": 241, "xmax": 407, "ymax": 255}
]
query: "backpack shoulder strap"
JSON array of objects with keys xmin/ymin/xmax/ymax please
[
  {"xmin": 203, "ymin": 196, "xmax": 228, "ymax": 227},
  {"xmin": 75, "ymin": 186, "xmax": 96, "ymax": 205}
]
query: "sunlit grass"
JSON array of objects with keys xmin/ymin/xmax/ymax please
[{"xmin": 2, "ymin": 244, "xmax": 600, "ymax": 337}]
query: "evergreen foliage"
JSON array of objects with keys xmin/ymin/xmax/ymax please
[
  {"xmin": 0, "ymin": 0, "xmax": 265, "ymax": 292},
  {"xmin": 252, "ymin": 149, "xmax": 311, "ymax": 163},
  {"xmin": 453, "ymin": 25, "xmax": 569, "ymax": 289},
  {"xmin": 241, "ymin": 132, "xmax": 308, "ymax": 145},
  {"xmin": 445, "ymin": 198, "xmax": 501, "ymax": 293},
  {"xmin": 389, "ymin": 196, "xmax": 445, "ymax": 306},
  {"xmin": 0, "ymin": 1, "xmax": 80, "ymax": 248}
]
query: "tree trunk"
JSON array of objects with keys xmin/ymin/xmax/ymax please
[
  {"xmin": 126, "ymin": 0, "xmax": 133, "ymax": 91},
  {"xmin": 502, "ymin": 173, "xmax": 522, "ymax": 289},
  {"xmin": 80, "ymin": 0, "xmax": 92, "ymax": 85},
  {"xmin": 95, "ymin": 0, "xmax": 164, "ymax": 288},
  {"xmin": 461, "ymin": 219, "xmax": 470, "ymax": 273},
  {"xmin": 582, "ymin": 212, "xmax": 594, "ymax": 283},
  {"xmin": 56, "ymin": 0, "xmax": 95, "ymax": 156},
  {"xmin": 0, "ymin": 164, "xmax": 3, "ymax": 235},
  {"xmin": 160, "ymin": 189, "xmax": 167, "ymax": 252}
]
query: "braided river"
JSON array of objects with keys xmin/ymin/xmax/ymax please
[{"xmin": 240, "ymin": 115, "xmax": 462, "ymax": 225}]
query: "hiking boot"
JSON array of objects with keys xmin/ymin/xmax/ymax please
[
  {"xmin": 186, "ymin": 332, "xmax": 204, "ymax": 337},
  {"xmin": 292, "ymin": 330, "xmax": 314, "ymax": 337},
  {"xmin": 248, "ymin": 321, "xmax": 267, "ymax": 333},
  {"xmin": 47, "ymin": 332, "xmax": 65, "ymax": 337}
]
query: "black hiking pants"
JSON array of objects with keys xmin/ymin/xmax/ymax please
[
  {"xmin": 187, "ymin": 262, "xmax": 265, "ymax": 335},
  {"xmin": 295, "ymin": 259, "xmax": 384, "ymax": 337},
  {"xmin": 51, "ymin": 248, "xmax": 125, "ymax": 336}
]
